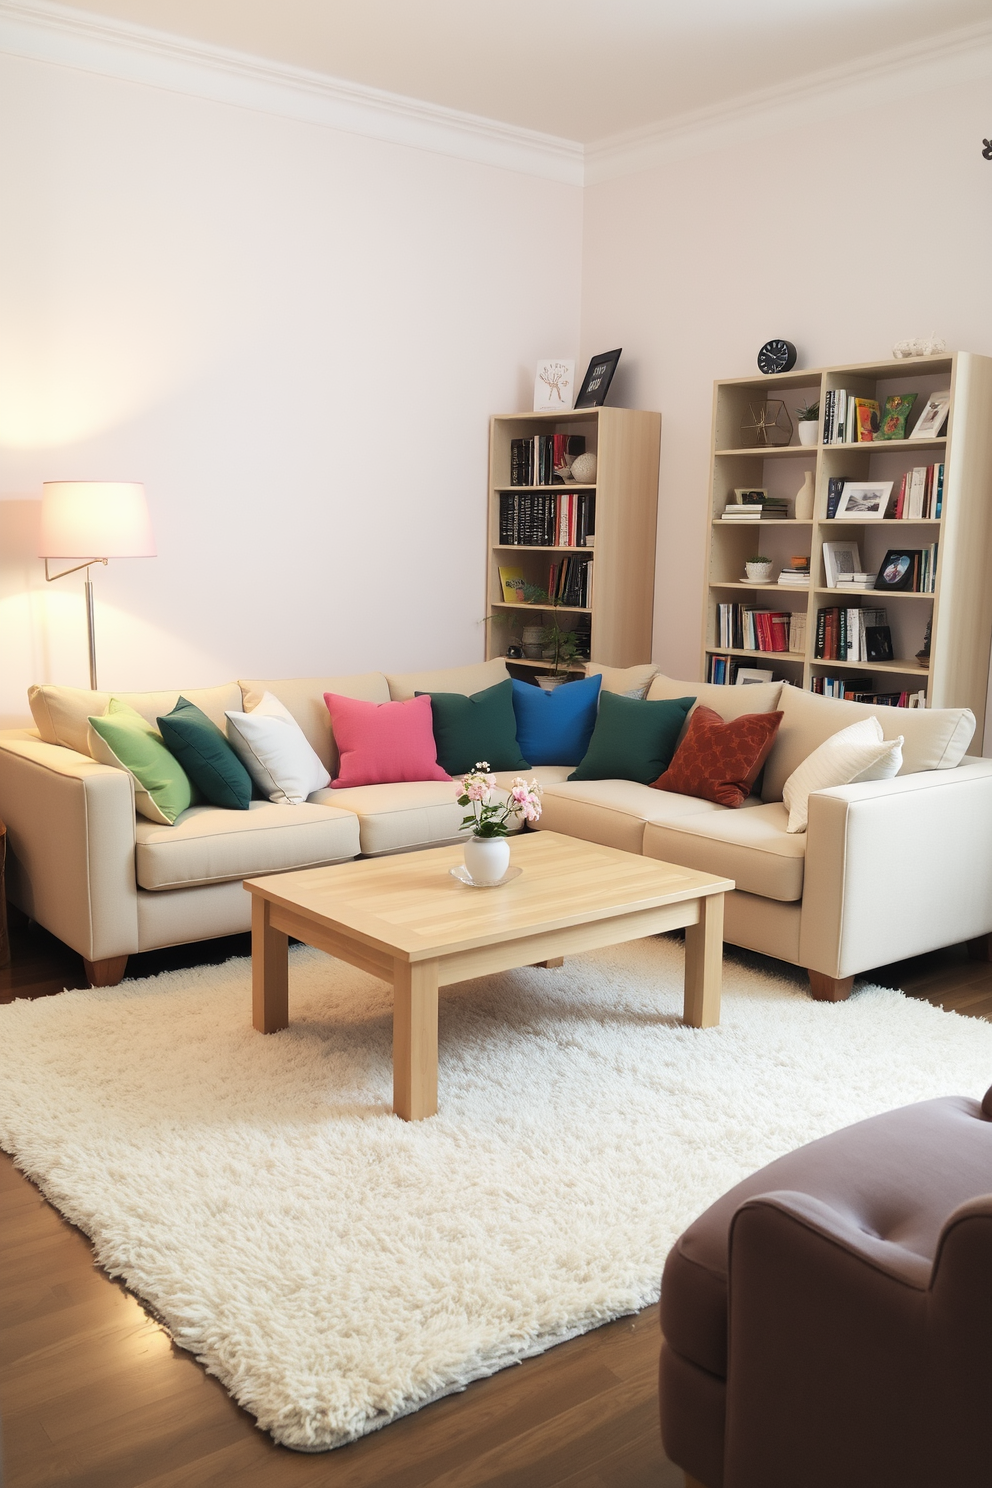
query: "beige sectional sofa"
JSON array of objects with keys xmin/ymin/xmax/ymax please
[{"xmin": 2, "ymin": 658, "xmax": 990, "ymax": 1002}]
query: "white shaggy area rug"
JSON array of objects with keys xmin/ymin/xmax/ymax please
[{"xmin": 2, "ymin": 939, "xmax": 991, "ymax": 1451}]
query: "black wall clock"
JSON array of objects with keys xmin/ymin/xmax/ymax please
[{"xmin": 757, "ymin": 339, "xmax": 797, "ymax": 374}]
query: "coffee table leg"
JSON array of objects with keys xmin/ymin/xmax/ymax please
[
  {"xmin": 393, "ymin": 959, "xmax": 439, "ymax": 1121},
  {"xmin": 683, "ymin": 893, "xmax": 724, "ymax": 1029},
  {"xmin": 252, "ymin": 896, "xmax": 289, "ymax": 1033}
]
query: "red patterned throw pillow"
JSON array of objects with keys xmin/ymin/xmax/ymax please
[{"xmin": 651, "ymin": 704, "xmax": 783, "ymax": 807}]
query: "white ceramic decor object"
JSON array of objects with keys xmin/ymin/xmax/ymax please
[
  {"xmin": 463, "ymin": 835, "xmax": 511, "ymax": 885},
  {"xmin": 569, "ymin": 452, "xmax": 597, "ymax": 483},
  {"xmin": 794, "ymin": 470, "xmax": 815, "ymax": 519},
  {"xmin": 745, "ymin": 561, "xmax": 774, "ymax": 582},
  {"xmin": 797, "ymin": 422, "xmax": 818, "ymax": 447}
]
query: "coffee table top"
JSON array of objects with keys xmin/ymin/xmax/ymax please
[{"xmin": 245, "ymin": 831, "xmax": 732, "ymax": 964}]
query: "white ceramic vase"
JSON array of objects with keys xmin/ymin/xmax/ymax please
[
  {"xmin": 793, "ymin": 469, "xmax": 815, "ymax": 520},
  {"xmin": 797, "ymin": 421, "xmax": 819, "ymax": 447},
  {"xmin": 464, "ymin": 835, "xmax": 511, "ymax": 885},
  {"xmin": 745, "ymin": 561, "xmax": 774, "ymax": 583}
]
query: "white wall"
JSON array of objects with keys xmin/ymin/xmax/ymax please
[
  {"xmin": 580, "ymin": 75, "xmax": 992, "ymax": 682},
  {"xmin": 0, "ymin": 50, "xmax": 582, "ymax": 726}
]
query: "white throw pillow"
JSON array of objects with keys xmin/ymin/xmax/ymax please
[
  {"xmin": 783, "ymin": 717, "xmax": 904, "ymax": 833},
  {"xmin": 225, "ymin": 692, "xmax": 331, "ymax": 804}
]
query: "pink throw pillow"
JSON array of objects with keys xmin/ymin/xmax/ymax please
[{"xmin": 324, "ymin": 693, "xmax": 451, "ymax": 788}]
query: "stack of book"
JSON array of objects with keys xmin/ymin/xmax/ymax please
[
  {"xmin": 814, "ymin": 606, "xmax": 890, "ymax": 662},
  {"xmin": 510, "ymin": 434, "xmax": 586, "ymax": 487},
  {"xmin": 546, "ymin": 556, "xmax": 592, "ymax": 608},
  {"xmin": 834, "ymin": 572, "xmax": 876, "ymax": 591},
  {"xmin": 498, "ymin": 490, "xmax": 595, "ymax": 547},
  {"xmin": 721, "ymin": 498, "xmax": 789, "ymax": 520},
  {"xmin": 716, "ymin": 604, "xmax": 793, "ymax": 652},
  {"xmin": 811, "ymin": 678, "xmax": 926, "ymax": 708},
  {"xmin": 777, "ymin": 556, "xmax": 810, "ymax": 587},
  {"xmin": 894, "ymin": 465, "xmax": 944, "ymax": 519}
]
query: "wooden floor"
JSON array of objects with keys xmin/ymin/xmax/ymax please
[{"xmin": 1, "ymin": 920, "xmax": 990, "ymax": 1488}]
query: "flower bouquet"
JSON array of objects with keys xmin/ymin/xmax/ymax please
[{"xmin": 456, "ymin": 763, "xmax": 542, "ymax": 884}]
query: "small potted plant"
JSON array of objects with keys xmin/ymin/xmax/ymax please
[
  {"xmin": 745, "ymin": 555, "xmax": 774, "ymax": 583},
  {"xmin": 522, "ymin": 583, "xmax": 583, "ymax": 688},
  {"xmin": 796, "ymin": 399, "xmax": 820, "ymax": 447},
  {"xmin": 456, "ymin": 765, "xmax": 542, "ymax": 884}
]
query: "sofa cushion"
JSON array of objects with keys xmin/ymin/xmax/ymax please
[
  {"xmin": 536, "ymin": 779, "xmax": 731, "ymax": 855},
  {"xmin": 643, "ymin": 802, "xmax": 804, "ymax": 901},
  {"xmin": 385, "ymin": 658, "xmax": 509, "ymax": 702},
  {"xmin": 324, "ymin": 693, "xmax": 450, "ymax": 788},
  {"xmin": 511, "ymin": 673, "xmax": 602, "ymax": 765},
  {"xmin": 762, "ymin": 685, "xmax": 974, "ymax": 801},
  {"xmin": 782, "ymin": 718, "xmax": 903, "ymax": 833},
  {"xmin": 585, "ymin": 662, "xmax": 659, "ymax": 697},
  {"xmin": 647, "ymin": 673, "xmax": 783, "ymax": 721},
  {"xmin": 418, "ymin": 679, "xmax": 529, "ymax": 775},
  {"xmin": 87, "ymin": 700, "xmax": 194, "ymax": 825},
  {"xmin": 226, "ymin": 692, "xmax": 331, "ymax": 804},
  {"xmin": 30, "ymin": 682, "xmax": 242, "ymax": 758},
  {"xmin": 653, "ymin": 705, "xmax": 783, "ymax": 808},
  {"xmin": 491, "ymin": 764, "xmax": 572, "ymax": 791},
  {"xmin": 569, "ymin": 692, "xmax": 694, "ymax": 784},
  {"xmin": 157, "ymin": 697, "xmax": 252, "ymax": 810},
  {"xmin": 135, "ymin": 801, "xmax": 360, "ymax": 890},
  {"xmin": 239, "ymin": 674, "xmax": 390, "ymax": 775},
  {"xmin": 308, "ymin": 780, "xmax": 523, "ymax": 856}
]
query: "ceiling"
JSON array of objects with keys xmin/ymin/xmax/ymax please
[{"xmin": 52, "ymin": 0, "xmax": 992, "ymax": 142}]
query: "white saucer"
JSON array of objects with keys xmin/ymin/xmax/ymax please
[
  {"xmin": 449, "ymin": 864, "xmax": 523, "ymax": 889},
  {"xmin": 742, "ymin": 575, "xmax": 774, "ymax": 584}
]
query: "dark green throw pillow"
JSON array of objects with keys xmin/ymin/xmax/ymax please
[
  {"xmin": 568, "ymin": 691, "xmax": 695, "ymax": 784},
  {"xmin": 416, "ymin": 679, "xmax": 529, "ymax": 776},
  {"xmin": 157, "ymin": 696, "xmax": 252, "ymax": 810}
]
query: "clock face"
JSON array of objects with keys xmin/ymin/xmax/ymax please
[{"xmin": 757, "ymin": 339, "xmax": 797, "ymax": 375}]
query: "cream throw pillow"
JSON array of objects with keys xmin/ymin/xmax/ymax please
[
  {"xmin": 783, "ymin": 717, "xmax": 904, "ymax": 833},
  {"xmin": 225, "ymin": 692, "xmax": 331, "ymax": 804}
]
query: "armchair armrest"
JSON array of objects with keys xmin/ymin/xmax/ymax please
[
  {"xmin": 0, "ymin": 730, "xmax": 139, "ymax": 962},
  {"xmin": 799, "ymin": 760, "xmax": 992, "ymax": 980}
]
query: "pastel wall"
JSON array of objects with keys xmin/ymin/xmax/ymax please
[
  {"xmin": 0, "ymin": 48, "xmax": 582, "ymax": 726},
  {"xmin": 579, "ymin": 74, "xmax": 992, "ymax": 684}
]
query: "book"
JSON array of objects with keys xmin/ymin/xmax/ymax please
[
  {"xmin": 826, "ymin": 477, "xmax": 847, "ymax": 519},
  {"xmin": 498, "ymin": 566, "xmax": 526, "ymax": 603},
  {"xmin": 854, "ymin": 398, "xmax": 880, "ymax": 441}
]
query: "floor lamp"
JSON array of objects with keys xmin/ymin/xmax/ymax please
[{"xmin": 39, "ymin": 482, "xmax": 156, "ymax": 690}]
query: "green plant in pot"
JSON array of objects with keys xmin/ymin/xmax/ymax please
[
  {"xmin": 521, "ymin": 583, "xmax": 582, "ymax": 685},
  {"xmin": 744, "ymin": 554, "xmax": 774, "ymax": 582},
  {"xmin": 796, "ymin": 398, "xmax": 820, "ymax": 447}
]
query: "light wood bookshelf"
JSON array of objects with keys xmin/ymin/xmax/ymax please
[
  {"xmin": 486, "ymin": 407, "xmax": 661, "ymax": 678},
  {"xmin": 703, "ymin": 352, "xmax": 992, "ymax": 749}
]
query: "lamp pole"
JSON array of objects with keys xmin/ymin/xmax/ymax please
[{"xmin": 44, "ymin": 557, "xmax": 108, "ymax": 690}]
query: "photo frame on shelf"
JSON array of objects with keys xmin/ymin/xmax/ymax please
[
  {"xmin": 734, "ymin": 668, "xmax": 774, "ymax": 684},
  {"xmin": 873, "ymin": 549, "xmax": 922, "ymax": 592},
  {"xmin": 909, "ymin": 390, "xmax": 951, "ymax": 439},
  {"xmin": 574, "ymin": 349, "xmax": 621, "ymax": 409},
  {"xmin": 733, "ymin": 488, "xmax": 767, "ymax": 504},
  {"xmin": 834, "ymin": 480, "xmax": 893, "ymax": 519},
  {"xmin": 822, "ymin": 540, "xmax": 862, "ymax": 589},
  {"xmin": 865, "ymin": 625, "xmax": 894, "ymax": 661},
  {"xmin": 533, "ymin": 359, "xmax": 575, "ymax": 412}
]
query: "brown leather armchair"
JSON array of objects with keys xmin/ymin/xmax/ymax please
[{"xmin": 659, "ymin": 1086, "xmax": 992, "ymax": 1488}]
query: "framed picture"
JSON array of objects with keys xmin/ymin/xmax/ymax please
[
  {"xmin": 865, "ymin": 625, "xmax": 894, "ymax": 661},
  {"xmin": 574, "ymin": 349, "xmax": 622, "ymax": 409},
  {"xmin": 733, "ymin": 488, "xmax": 767, "ymax": 505},
  {"xmin": 909, "ymin": 390, "xmax": 951, "ymax": 439},
  {"xmin": 873, "ymin": 549, "xmax": 921, "ymax": 592},
  {"xmin": 734, "ymin": 668, "xmax": 774, "ymax": 684},
  {"xmin": 834, "ymin": 480, "xmax": 893, "ymax": 519},
  {"xmin": 822, "ymin": 540, "xmax": 862, "ymax": 589},
  {"xmin": 533, "ymin": 359, "xmax": 575, "ymax": 412}
]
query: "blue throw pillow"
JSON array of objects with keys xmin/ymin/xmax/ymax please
[{"xmin": 511, "ymin": 673, "xmax": 602, "ymax": 766}]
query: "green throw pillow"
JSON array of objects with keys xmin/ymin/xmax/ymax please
[
  {"xmin": 417, "ymin": 679, "xmax": 529, "ymax": 776},
  {"xmin": 88, "ymin": 698, "xmax": 194, "ymax": 824},
  {"xmin": 157, "ymin": 696, "xmax": 252, "ymax": 810},
  {"xmin": 568, "ymin": 691, "xmax": 695, "ymax": 784}
]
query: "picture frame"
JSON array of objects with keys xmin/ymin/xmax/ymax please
[
  {"xmin": 822, "ymin": 540, "xmax": 862, "ymax": 589},
  {"xmin": 834, "ymin": 480, "xmax": 893, "ymax": 519},
  {"xmin": 865, "ymin": 625, "xmax": 894, "ymax": 661},
  {"xmin": 909, "ymin": 389, "xmax": 951, "ymax": 440},
  {"xmin": 733, "ymin": 488, "xmax": 767, "ymax": 505},
  {"xmin": 533, "ymin": 359, "xmax": 575, "ymax": 412},
  {"xmin": 574, "ymin": 349, "xmax": 622, "ymax": 409},
  {"xmin": 734, "ymin": 668, "xmax": 774, "ymax": 685},
  {"xmin": 873, "ymin": 549, "xmax": 922, "ymax": 593}
]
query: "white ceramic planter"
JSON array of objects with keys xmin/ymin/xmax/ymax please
[
  {"xmin": 463, "ymin": 835, "xmax": 511, "ymax": 885},
  {"xmin": 797, "ymin": 421, "xmax": 819, "ymax": 447},
  {"xmin": 745, "ymin": 561, "xmax": 774, "ymax": 583},
  {"xmin": 537, "ymin": 676, "xmax": 568, "ymax": 691}
]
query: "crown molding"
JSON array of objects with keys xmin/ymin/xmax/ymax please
[
  {"xmin": 586, "ymin": 19, "xmax": 992, "ymax": 184},
  {"xmin": 0, "ymin": 0, "xmax": 584, "ymax": 185}
]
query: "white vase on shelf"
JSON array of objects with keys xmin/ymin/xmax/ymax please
[
  {"xmin": 793, "ymin": 470, "xmax": 815, "ymax": 521},
  {"xmin": 463, "ymin": 835, "xmax": 510, "ymax": 885},
  {"xmin": 797, "ymin": 421, "xmax": 819, "ymax": 447}
]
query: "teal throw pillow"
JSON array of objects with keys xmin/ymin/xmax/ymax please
[
  {"xmin": 568, "ymin": 691, "xmax": 695, "ymax": 784},
  {"xmin": 417, "ymin": 679, "xmax": 529, "ymax": 776},
  {"xmin": 158, "ymin": 696, "xmax": 252, "ymax": 810}
]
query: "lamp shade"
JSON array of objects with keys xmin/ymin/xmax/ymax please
[{"xmin": 40, "ymin": 482, "xmax": 156, "ymax": 559}]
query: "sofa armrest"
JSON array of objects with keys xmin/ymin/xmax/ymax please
[
  {"xmin": 0, "ymin": 731, "xmax": 139, "ymax": 961},
  {"xmin": 798, "ymin": 760, "xmax": 992, "ymax": 980}
]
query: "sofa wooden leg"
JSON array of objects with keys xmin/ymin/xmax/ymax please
[
  {"xmin": 807, "ymin": 970, "xmax": 853, "ymax": 1002},
  {"xmin": 83, "ymin": 956, "xmax": 128, "ymax": 987},
  {"xmin": 967, "ymin": 932, "xmax": 992, "ymax": 962}
]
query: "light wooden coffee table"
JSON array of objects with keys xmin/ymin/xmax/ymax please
[{"xmin": 245, "ymin": 831, "xmax": 733, "ymax": 1121}]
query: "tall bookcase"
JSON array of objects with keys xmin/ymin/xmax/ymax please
[
  {"xmin": 486, "ymin": 407, "xmax": 661, "ymax": 676},
  {"xmin": 703, "ymin": 352, "xmax": 992, "ymax": 749}
]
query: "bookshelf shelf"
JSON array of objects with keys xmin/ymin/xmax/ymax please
[
  {"xmin": 487, "ymin": 407, "xmax": 661, "ymax": 680},
  {"xmin": 704, "ymin": 351, "xmax": 992, "ymax": 741},
  {"xmin": 712, "ymin": 518, "xmax": 813, "ymax": 527}
]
